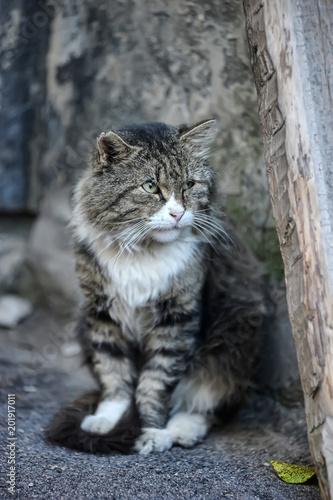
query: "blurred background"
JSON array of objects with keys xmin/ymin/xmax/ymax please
[{"xmin": 1, "ymin": 0, "xmax": 302, "ymax": 406}]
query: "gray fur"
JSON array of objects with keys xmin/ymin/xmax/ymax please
[{"xmin": 48, "ymin": 120, "xmax": 263, "ymax": 454}]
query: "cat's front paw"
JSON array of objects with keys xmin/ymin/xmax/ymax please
[
  {"xmin": 135, "ymin": 428, "xmax": 173, "ymax": 455},
  {"xmin": 81, "ymin": 415, "xmax": 114, "ymax": 434}
]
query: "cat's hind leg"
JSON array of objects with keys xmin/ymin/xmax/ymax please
[
  {"xmin": 166, "ymin": 355, "xmax": 239, "ymax": 448},
  {"xmin": 166, "ymin": 412, "xmax": 210, "ymax": 448}
]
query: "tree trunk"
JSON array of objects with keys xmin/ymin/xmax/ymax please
[{"xmin": 243, "ymin": 0, "xmax": 333, "ymax": 498}]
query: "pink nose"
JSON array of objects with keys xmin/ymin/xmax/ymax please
[{"xmin": 169, "ymin": 209, "xmax": 184, "ymax": 222}]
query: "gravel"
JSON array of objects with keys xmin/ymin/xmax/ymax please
[{"xmin": 0, "ymin": 309, "xmax": 321, "ymax": 500}]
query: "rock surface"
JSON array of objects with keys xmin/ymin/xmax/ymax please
[
  {"xmin": 27, "ymin": 187, "xmax": 81, "ymax": 317},
  {"xmin": 0, "ymin": 235, "xmax": 26, "ymax": 293},
  {"xmin": 0, "ymin": 294, "xmax": 33, "ymax": 328}
]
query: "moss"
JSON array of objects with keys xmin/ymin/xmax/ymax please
[
  {"xmin": 226, "ymin": 197, "xmax": 285, "ymax": 281},
  {"xmin": 256, "ymin": 227, "xmax": 285, "ymax": 280}
]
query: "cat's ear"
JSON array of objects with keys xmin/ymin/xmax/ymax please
[
  {"xmin": 178, "ymin": 119, "xmax": 216, "ymax": 159},
  {"xmin": 96, "ymin": 131, "xmax": 140, "ymax": 167}
]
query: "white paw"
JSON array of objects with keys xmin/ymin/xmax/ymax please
[
  {"xmin": 81, "ymin": 415, "xmax": 114, "ymax": 434},
  {"xmin": 81, "ymin": 399, "xmax": 129, "ymax": 435},
  {"xmin": 167, "ymin": 412, "xmax": 209, "ymax": 448},
  {"xmin": 135, "ymin": 428, "xmax": 173, "ymax": 455}
]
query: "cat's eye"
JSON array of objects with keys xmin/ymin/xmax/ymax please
[
  {"xmin": 182, "ymin": 181, "xmax": 195, "ymax": 191},
  {"xmin": 142, "ymin": 181, "xmax": 159, "ymax": 194}
]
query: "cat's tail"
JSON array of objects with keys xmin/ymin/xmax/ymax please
[{"xmin": 45, "ymin": 390, "xmax": 141, "ymax": 454}]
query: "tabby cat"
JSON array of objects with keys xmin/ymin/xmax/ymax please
[{"xmin": 47, "ymin": 119, "xmax": 263, "ymax": 455}]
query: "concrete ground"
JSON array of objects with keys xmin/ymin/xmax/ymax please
[{"xmin": 0, "ymin": 308, "xmax": 321, "ymax": 500}]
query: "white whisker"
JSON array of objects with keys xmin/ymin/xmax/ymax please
[
  {"xmin": 194, "ymin": 217, "xmax": 229, "ymax": 244},
  {"xmin": 117, "ymin": 222, "xmax": 147, "ymax": 253},
  {"xmin": 192, "ymin": 222, "xmax": 220, "ymax": 255},
  {"xmin": 111, "ymin": 222, "xmax": 149, "ymax": 269},
  {"xmin": 113, "ymin": 223, "xmax": 143, "ymax": 242},
  {"xmin": 194, "ymin": 208, "xmax": 211, "ymax": 214},
  {"xmin": 91, "ymin": 220, "xmax": 146, "ymax": 264},
  {"xmin": 91, "ymin": 238, "xmax": 114, "ymax": 263},
  {"xmin": 113, "ymin": 216, "xmax": 146, "ymax": 225},
  {"xmin": 193, "ymin": 213, "xmax": 236, "ymax": 249}
]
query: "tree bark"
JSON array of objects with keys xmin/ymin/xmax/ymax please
[{"xmin": 243, "ymin": 1, "xmax": 333, "ymax": 498}]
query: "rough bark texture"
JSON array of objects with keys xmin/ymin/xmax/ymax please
[{"xmin": 244, "ymin": 0, "xmax": 333, "ymax": 498}]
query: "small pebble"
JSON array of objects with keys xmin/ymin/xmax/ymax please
[
  {"xmin": 0, "ymin": 295, "xmax": 33, "ymax": 328},
  {"xmin": 23, "ymin": 386, "xmax": 37, "ymax": 393},
  {"xmin": 61, "ymin": 341, "xmax": 81, "ymax": 357}
]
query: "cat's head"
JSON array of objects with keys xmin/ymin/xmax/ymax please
[{"xmin": 74, "ymin": 119, "xmax": 217, "ymax": 246}]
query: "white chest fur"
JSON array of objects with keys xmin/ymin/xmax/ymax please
[{"xmin": 93, "ymin": 236, "xmax": 198, "ymax": 310}]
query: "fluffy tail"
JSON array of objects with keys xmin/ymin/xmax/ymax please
[{"xmin": 45, "ymin": 390, "xmax": 141, "ymax": 454}]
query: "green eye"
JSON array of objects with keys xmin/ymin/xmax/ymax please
[
  {"xmin": 142, "ymin": 181, "xmax": 159, "ymax": 194},
  {"xmin": 182, "ymin": 181, "xmax": 195, "ymax": 191}
]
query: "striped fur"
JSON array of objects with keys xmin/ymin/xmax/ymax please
[{"xmin": 47, "ymin": 120, "xmax": 263, "ymax": 454}]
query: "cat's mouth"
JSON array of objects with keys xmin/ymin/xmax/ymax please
[{"xmin": 150, "ymin": 225, "xmax": 184, "ymax": 243}]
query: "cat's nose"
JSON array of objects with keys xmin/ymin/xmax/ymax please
[{"xmin": 169, "ymin": 208, "xmax": 184, "ymax": 222}]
